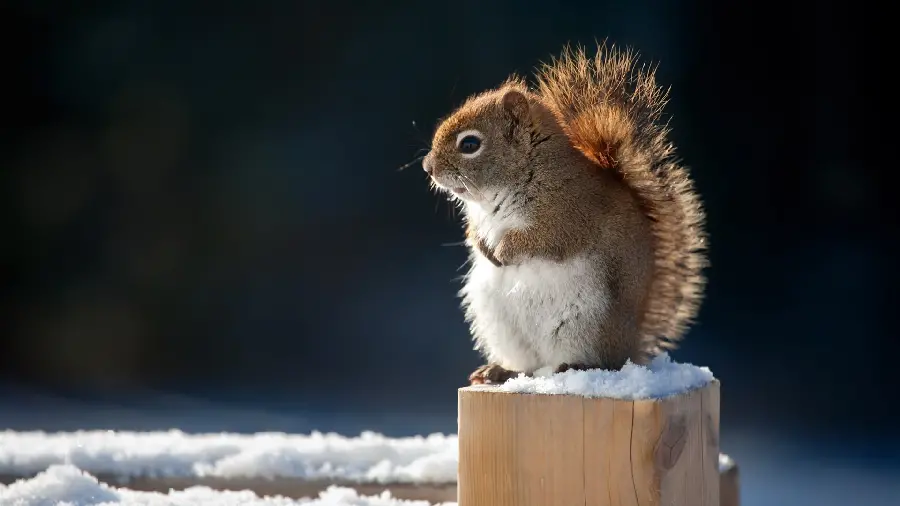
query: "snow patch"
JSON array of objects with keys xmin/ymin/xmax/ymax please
[
  {"xmin": 719, "ymin": 453, "xmax": 735, "ymax": 472},
  {"xmin": 495, "ymin": 353, "xmax": 714, "ymax": 399},
  {"xmin": 0, "ymin": 464, "xmax": 456, "ymax": 506},
  {"xmin": 0, "ymin": 431, "xmax": 457, "ymax": 484}
]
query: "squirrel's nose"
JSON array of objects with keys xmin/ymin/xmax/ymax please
[{"xmin": 422, "ymin": 153, "xmax": 435, "ymax": 175}]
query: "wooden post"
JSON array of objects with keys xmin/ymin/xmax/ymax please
[
  {"xmin": 458, "ymin": 380, "xmax": 720, "ymax": 506},
  {"xmin": 719, "ymin": 454, "xmax": 740, "ymax": 506}
]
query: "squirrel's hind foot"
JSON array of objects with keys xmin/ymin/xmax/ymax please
[
  {"xmin": 555, "ymin": 363, "xmax": 604, "ymax": 374},
  {"xmin": 469, "ymin": 363, "xmax": 519, "ymax": 385}
]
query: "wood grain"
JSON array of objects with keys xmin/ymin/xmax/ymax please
[{"xmin": 457, "ymin": 381, "xmax": 721, "ymax": 506}]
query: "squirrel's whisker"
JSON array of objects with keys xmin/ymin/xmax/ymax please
[
  {"xmin": 459, "ymin": 180, "xmax": 480, "ymax": 201},
  {"xmin": 460, "ymin": 175, "xmax": 486, "ymax": 201},
  {"xmin": 397, "ymin": 154, "xmax": 426, "ymax": 171}
]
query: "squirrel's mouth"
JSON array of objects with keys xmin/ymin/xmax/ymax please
[
  {"xmin": 431, "ymin": 174, "xmax": 474, "ymax": 200},
  {"xmin": 432, "ymin": 178, "xmax": 468, "ymax": 196}
]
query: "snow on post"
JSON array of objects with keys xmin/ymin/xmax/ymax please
[{"xmin": 457, "ymin": 354, "xmax": 721, "ymax": 506}]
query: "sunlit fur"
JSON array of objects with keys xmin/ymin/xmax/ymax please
[{"xmin": 535, "ymin": 43, "xmax": 708, "ymax": 354}]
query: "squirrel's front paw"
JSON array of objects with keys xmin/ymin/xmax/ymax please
[
  {"xmin": 492, "ymin": 241, "xmax": 517, "ymax": 266},
  {"xmin": 473, "ymin": 237, "xmax": 503, "ymax": 267},
  {"xmin": 469, "ymin": 363, "xmax": 518, "ymax": 385}
]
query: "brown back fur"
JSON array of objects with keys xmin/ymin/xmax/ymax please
[{"xmin": 533, "ymin": 43, "xmax": 708, "ymax": 354}]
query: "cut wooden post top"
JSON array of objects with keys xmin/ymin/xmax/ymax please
[{"xmin": 457, "ymin": 357, "xmax": 721, "ymax": 506}]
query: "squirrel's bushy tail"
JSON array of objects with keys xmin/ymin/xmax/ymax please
[{"xmin": 535, "ymin": 42, "xmax": 708, "ymax": 355}]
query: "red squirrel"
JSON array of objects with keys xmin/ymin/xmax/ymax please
[{"xmin": 422, "ymin": 43, "xmax": 708, "ymax": 385}]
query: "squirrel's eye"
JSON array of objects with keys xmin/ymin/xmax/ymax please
[{"xmin": 458, "ymin": 135, "xmax": 482, "ymax": 154}]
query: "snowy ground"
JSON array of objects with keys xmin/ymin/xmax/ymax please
[
  {"xmin": 0, "ymin": 465, "xmax": 456, "ymax": 506},
  {"xmin": 0, "ymin": 430, "xmax": 457, "ymax": 484},
  {"xmin": 2, "ymin": 429, "xmax": 898, "ymax": 506},
  {"xmin": 0, "ymin": 429, "xmax": 737, "ymax": 483}
]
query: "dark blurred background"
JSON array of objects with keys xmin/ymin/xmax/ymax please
[{"xmin": 1, "ymin": 0, "xmax": 896, "ymax": 503}]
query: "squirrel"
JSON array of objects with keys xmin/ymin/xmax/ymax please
[{"xmin": 421, "ymin": 43, "xmax": 708, "ymax": 385}]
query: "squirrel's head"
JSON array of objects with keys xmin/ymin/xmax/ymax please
[{"xmin": 422, "ymin": 83, "xmax": 566, "ymax": 205}]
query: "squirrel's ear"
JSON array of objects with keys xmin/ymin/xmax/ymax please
[{"xmin": 502, "ymin": 90, "xmax": 530, "ymax": 123}]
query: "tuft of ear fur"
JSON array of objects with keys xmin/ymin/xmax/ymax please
[
  {"xmin": 534, "ymin": 42, "xmax": 708, "ymax": 357},
  {"xmin": 500, "ymin": 88, "xmax": 531, "ymax": 142},
  {"xmin": 502, "ymin": 89, "xmax": 530, "ymax": 121}
]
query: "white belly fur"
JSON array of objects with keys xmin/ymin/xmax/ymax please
[{"xmin": 460, "ymin": 251, "xmax": 611, "ymax": 373}]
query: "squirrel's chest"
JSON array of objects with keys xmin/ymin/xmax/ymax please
[
  {"xmin": 465, "ymin": 256, "xmax": 591, "ymax": 302},
  {"xmin": 460, "ymin": 254, "xmax": 610, "ymax": 371}
]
